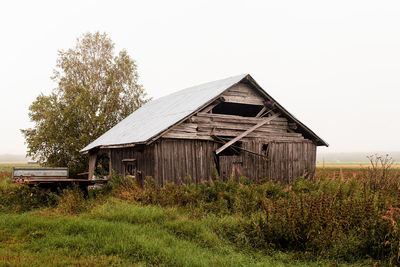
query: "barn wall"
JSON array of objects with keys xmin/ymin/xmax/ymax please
[
  {"xmin": 106, "ymin": 140, "xmax": 218, "ymax": 185},
  {"xmin": 153, "ymin": 139, "xmax": 220, "ymax": 185},
  {"xmin": 103, "ymin": 139, "xmax": 316, "ymax": 186},
  {"xmin": 267, "ymin": 141, "xmax": 316, "ymax": 183},
  {"xmin": 218, "ymin": 139, "xmax": 316, "ymax": 183},
  {"xmin": 101, "ymin": 139, "xmax": 316, "ymax": 185},
  {"xmin": 109, "ymin": 145, "xmax": 155, "ymax": 180}
]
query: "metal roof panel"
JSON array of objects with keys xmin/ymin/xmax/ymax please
[{"xmin": 81, "ymin": 74, "xmax": 247, "ymax": 152}]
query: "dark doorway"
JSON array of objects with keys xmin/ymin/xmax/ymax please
[{"xmin": 95, "ymin": 152, "xmax": 110, "ymax": 178}]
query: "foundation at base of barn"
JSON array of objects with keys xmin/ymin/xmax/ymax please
[{"xmin": 82, "ymin": 74, "xmax": 327, "ymax": 184}]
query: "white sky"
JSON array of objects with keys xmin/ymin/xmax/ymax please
[{"xmin": 0, "ymin": 0, "xmax": 399, "ymax": 155}]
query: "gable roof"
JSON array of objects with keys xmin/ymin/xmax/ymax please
[{"xmin": 81, "ymin": 74, "xmax": 327, "ymax": 152}]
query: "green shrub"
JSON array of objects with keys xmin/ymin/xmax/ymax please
[
  {"xmin": 0, "ymin": 184, "xmax": 58, "ymax": 213},
  {"xmin": 54, "ymin": 186, "xmax": 88, "ymax": 215}
]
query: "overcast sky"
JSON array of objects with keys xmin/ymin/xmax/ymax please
[{"xmin": 0, "ymin": 0, "xmax": 399, "ymax": 155}]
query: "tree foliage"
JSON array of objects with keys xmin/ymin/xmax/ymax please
[{"xmin": 21, "ymin": 32, "xmax": 149, "ymax": 176}]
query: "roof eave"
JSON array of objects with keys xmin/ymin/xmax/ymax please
[{"xmin": 80, "ymin": 141, "xmax": 146, "ymax": 153}]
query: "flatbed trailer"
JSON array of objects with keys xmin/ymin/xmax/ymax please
[{"xmin": 12, "ymin": 167, "xmax": 108, "ymax": 188}]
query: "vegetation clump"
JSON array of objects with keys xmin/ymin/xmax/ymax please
[{"xmin": 107, "ymin": 168, "xmax": 400, "ymax": 264}]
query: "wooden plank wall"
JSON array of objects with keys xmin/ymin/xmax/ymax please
[
  {"xmin": 218, "ymin": 139, "xmax": 316, "ymax": 183},
  {"xmin": 106, "ymin": 139, "xmax": 316, "ymax": 184},
  {"xmin": 221, "ymin": 83, "xmax": 265, "ymax": 105},
  {"xmin": 218, "ymin": 139, "xmax": 269, "ymax": 182},
  {"xmin": 164, "ymin": 113, "xmax": 303, "ymax": 141},
  {"xmin": 153, "ymin": 139, "xmax": 219, "ymax": 185},
  {"xmin": 268, "ymin": 141, "xmax": 316, "ymax": 183},
  {"xmin": 219, "ymin": 155, "xmax": 243, "ymax": 181},
  {"xmin": 109, "ymin": 145, "xmax": 155, "ymax": 179},
  {"xmin": 241, "ymin": 139, "xmax": 269, "ymax": 182}
]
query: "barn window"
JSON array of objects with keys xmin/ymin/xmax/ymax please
[
  {"xmin": 122, "ymin": 159, "xmax": 137, "ymax": 176},
  {"xmin": 212, "ymin": 102, "xmax": 264, "ymax": 117}
]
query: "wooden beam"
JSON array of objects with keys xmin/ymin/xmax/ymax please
[
  {"xmin": 215, "ymin": 113, "xmax": 281, "ymax": 155},
  {"xmin": 108, "ymin": 149, "xmax": 112, "ymax": 177},
  {"xmin": 222, "ymin": 95, "xmax": 264, "ymax": 105},
  {"xmin": 88, "ymin": 152, "xmax": 97, "ymax": 180},
  {"xmin": 122, "ymin": 158, "xmax": 137, "ymax": 162},
  {"xmin": 100, "ymin": 144, "xmax": 136, "ymax": 149},
  {"xmin": 212, "ymin": 135, "xmax": 240, "ymax": 154},
  {"xmin": 200, "ymin": 100, "xmax": 220, "ymax": 113},
  {"xmin": 255, "ymin": 106, "xmax": 267, "ymax": 117},
  {"xmin": 211, "ymin": 136, "xmax": 269, "ymax": 159},
  {"xmin": 256, "ymin": 107, "xmax": 276, "ymax": 118}
]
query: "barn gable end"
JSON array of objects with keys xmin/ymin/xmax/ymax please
[{"xmin": 163, "ymin": 81, "xmax": 306, "ymax": 144}]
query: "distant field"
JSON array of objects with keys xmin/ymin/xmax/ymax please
[
  {"xmin": 0, "ymin": 163, "xmax": 39, "ymax": 172},
  {"xmin": 316, "ymin": 162, "xmax": 400, "ymax": 169}
]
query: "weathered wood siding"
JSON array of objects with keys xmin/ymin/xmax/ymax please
[
  {"xmin": 219, "ymin": 155, "xmax": 244, "ymax": 181},
  {"xmin": 164, "ymin": 113, "xmax": 303, "ymax": 141},
  {"xmin": 267, "ymin": 141, "xmax": 316, "ymax": 183},
  {"xmin": 104, "ymin": 139, "xmax": 316, "ymax": 184},
  {"xmin": 110, "ymin": 145, "xmax": 155, "ymax": 180},
  {"xmin": 153, "ymin": 139, "xmax": 220, "ymax": 185},
  {"xmin": 217, "ymin": 140, "xmax": 316, "ymax": 183},
  {"xmin": 221, "ymin": 82, "xmax": 265, "ymax": 105}
]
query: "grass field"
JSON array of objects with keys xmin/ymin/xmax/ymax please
[
  {"xmin": 0, "ymin": 200, "xmax": 327, "ymax": 267},
  {"xmin": 0, "ymin": 163, "xmax": 39, "ymax": 172},
  {"xmin": 316, "ymin": 162, "xmax": 400, "ymax": 169},
  {"xmin": 1, "ymin": 162, "xmax": 399, "ymax": 266}
]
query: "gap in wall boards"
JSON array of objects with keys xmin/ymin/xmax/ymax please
[
  {"xmin": 212, "ymin": 102, "xmax": 264, "ymax": 117},
  {"xmin": 219, "ymin": 141, "xmax": 242, "ymax": 156}
]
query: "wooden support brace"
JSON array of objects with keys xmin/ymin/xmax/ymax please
[
  {"xmin": 212, "ymin": 135, "xmax": 269, "ymax": 159},
  {"xmin": 212, "ymin": 135, "xmax": 240, "ymax": 154},
  {"xmin": 88, "ymin": 153, "xmax": 97, "ymax": 180},
  {"xmin": 255, "ymin": 106, "xmax": 267, "ymax": 117},
  {"xmin": 215, "ymin": 113, "xmax": 281, "ymax": 155},
  {"xmin": 201, "ymin": 100, "xmax": 221, "ymax": 113}
]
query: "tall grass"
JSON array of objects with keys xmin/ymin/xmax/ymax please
[{"xmin": 108, "ymin": 167, "xmax": 400, "ymax": 264}]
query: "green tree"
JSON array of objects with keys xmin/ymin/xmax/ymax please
[{"xmin": 21, "ymin": 32, "xmax": 149, "ymax": 176}]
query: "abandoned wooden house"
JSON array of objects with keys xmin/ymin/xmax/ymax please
[{"xmin": 81, "ymin": 74, "xmax": 328, "ymax": 184}]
